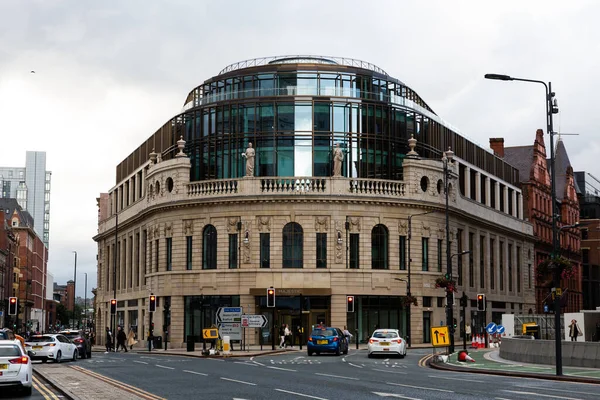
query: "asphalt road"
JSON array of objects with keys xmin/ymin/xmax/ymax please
[{"xmin": 60, "ymin": 349, "xmax": 600, "ymax": 400}]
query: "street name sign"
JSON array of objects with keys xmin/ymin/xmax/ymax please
[
  {"xmin": 216, "ymin": 307, "xmax": 243, "ymax": 323},
  {"xmin": 430, "ymin": 326, "xmax": 450, "ymax": 347},
  {"xmin": 241, "ymin": 314, "xmax": 268, "ymax": 328}
]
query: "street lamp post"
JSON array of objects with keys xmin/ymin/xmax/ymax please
[
  {"xmin": 443, "ymin": 147, "xmax": 455, "ymax": 352},
  {"xmin": 485, "ymin": 73, "xmax": 561, "ymax": 375},
  {"xmin": 84, "ymin": 272, "xmax": 88, "ymax": 329},
  {"xmin": 72, "ymin": 251, "xmax": 77, "ymax": 329},
  {"xmin": 405, "ymin": 210, "xmax": 436, "ymax": 347}
]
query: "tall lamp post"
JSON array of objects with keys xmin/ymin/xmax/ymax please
[
  {"xmin": 84, "ymin": 272, "xmax": 88, "ymax": 329},
  {"xmin": 72, "ymin": 251, "xmax": 77, "ymax": 329},
  {"xmin": 404, "ymin": 210, "xmax": 436, "ymax": 347},
  {"xmin": 442, "ymin": 147, "xmax": 455, "ymax": 352},
  {"xmin": 484, "ymin": 73, "xmax": 560, "ymax": 375}
]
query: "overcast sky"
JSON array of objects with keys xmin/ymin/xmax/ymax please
[{"xmin": 1, "ymin": 0, "xmax": 599, "ymax": 299}]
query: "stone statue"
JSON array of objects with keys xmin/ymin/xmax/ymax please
[
  {"xmin": 333, "ymin": 143, "xmax": 344, "ymax": 177},
  {"xmin": 241, "ymin": 142, "xmax": 255, "ymax": 177}
]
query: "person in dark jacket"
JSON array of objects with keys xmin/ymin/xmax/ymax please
[
  {"xmin": 116, "ymin": 326, "xmax": 128, "ymax": 352},
  {"xmin": 105, "ymin": 327, "xmax": 113, "ymax": 353}
]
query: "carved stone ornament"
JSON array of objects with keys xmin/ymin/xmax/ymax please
[
  {"xmin": 438, "ymin": 227, "xmax": 445, "ymax": 240},
  {"xmin": 421, "ymin": 222, "xmax": 431, "ymax": 237},
  {"xmin": 184, "ymin": 220, "xmax": 194, "ymax": 236},
  {"xmin": 243, "ymin": 241, "xmax": 251, "ymax": 264},
  {"xmin": 147, "ymin": 227, "xmax": 153, "ymax": 241},
  {"xmin": 153, "ymin": 225, "xmax": 160, "ymax": 239},
  {"xmin": 176, "ymin": 136, "xmax": 186, "ymax": 158},
  {"xmin": 335, "ymin": 237, "xmax": 343, "ymax": 263},
  {"xmin": 315, "ymin": 216, "xmax": 329, "ymax": 232},
  {"xmin": 257, "ymin": 216, "xmax": 271, "ymax": 232},
  {"xmin": 398, "ymin": 220, "xmax": 408, "ymax": 235},
  {"xmin": 228, "ymin": 217, "xmax": 239, "ymax": 233},
  {"xmin": 348, "ymin": 217, "xmax": 361, "ymax": 232},
  {"xmin": 164, "ymin": 222, "xmax": 172, "ymax": 238},
  {"xmin": 407, "ymin": 134, "xmax": 419, "ymax": 158}
]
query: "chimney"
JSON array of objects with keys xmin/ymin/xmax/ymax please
[{"xmin": 489, "ymin": 138, "xmax": 505, "ymax": 157}]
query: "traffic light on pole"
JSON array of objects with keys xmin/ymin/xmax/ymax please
[
  {"xmin": 110, "ymin": 299, "xmax": 117, "ymax": 314},
  {"xmin": 267, "ymin": 287, "xmax": 275, "ymax": 308},
  {"xmin": 346, "ymin": 296, "xmax": 355, "ymax": 313},
  {"xmin": 149, "ymin": 295, "xmax": 156, "ymax": 312},
  {"xmin": 477, "ymin": 294, "xmax": 486, "ymax": 311},
  {"xmin": 8, "ymin": 297, "xmax": 17, "ymax": 315}
]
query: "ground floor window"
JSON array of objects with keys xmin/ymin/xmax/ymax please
[
  {"xmin": 346, "ymin": 296, "xmax": 404, "ymax": 343},
  {"xmin": 184, "ymin": 295, "xmax": 240, "ymax": 343}
]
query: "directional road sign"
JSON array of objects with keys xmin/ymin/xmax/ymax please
[
  {"xmin": 216, "ymin": 307, "xmax": 243, "ymax": 324},
  {"xmin": 496, "ymin": 325, "xmax": 505, "ymax": 334},
  {"xmin": 218, "ymin": 323, "xmax": 242, "ymax": 341},
  {"xmin": 241, "ymin": 314, "xmax": 268, "ymax": 328},
  {"xmin": 430, "ymin": 326, "xmax": 450, "ymax": 347},
  {"xmin": 486, "ymin": 322, "xmax": 497, "ymax": 334}
]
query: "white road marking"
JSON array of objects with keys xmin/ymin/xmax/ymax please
[
  {"xmin": 315, "ymin": 373, "xmax": 358, "ymax": 380},
  {"xmin": 372, "ymin": 392, "xmax": 421, "ymax": 399},
  {"xmin": 386, "ymin": 382, "xmax": 453, "ymax": 393},
  {"xmin": 234, "ymin": 361, "xmax": 258, "ymax": 366},
  {"xmin": 220, "ymin": 377, "xmax": 256, "ymax": 386},
  {"xmin": 252, "ymin": 360, "xmax": 266, "ymax": 366},
  {"xmin": 427, "ymin": 375, "xmax": 484, "ymax": 383},
  {"xmin": 156, "ymin": 364, "xmax": 174, "ymax": 370},
  {"xmin": 183, "ymin": 370, "xmax": 208, "ymax": 376},
  {"xmin": 372, "ymin": 368, "xmax": 407, "ymax": 374},
  {"xmin": 206, "ymin": 358, "xmax": 225, "ymax": 362},
  {"xmin": 274, "ymin": 388, "xmax": 328, "ymax": 400},
  {"xmin": 133, "ymin": 360, "xmax": 148, "ymax": 365},
  {"xmin": 348, "ymin": 363, "xmax": 363, "ymax": 368},
  {"xmin": 267, "ymin": 366, "xmax": 297, "ymax": 372},
  {"xmin": 503, "ymin": 390, "xmax": 582, "ymax": 400}
]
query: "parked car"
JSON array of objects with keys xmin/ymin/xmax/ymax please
[
  {"xmin": 0, "ymin": 329, "xmax": 25, "ymax": 351},
  {"xmin": 24, "ymin": 334, "xmax": 78, "ymax": 363},
  {"xmin": 59, "ymin": 330, "xmax": 91, "ymax": 358},
  {"xmin": 0, "ymin": 339, "xmax": 33, "ymax": 395},
  {"xmin": 307, "ymin": 327, "xmax": 349, "ymax": 356},
  {"xmin": 367, "ymin": 328, "xmax": 407, "ymax": 358}
]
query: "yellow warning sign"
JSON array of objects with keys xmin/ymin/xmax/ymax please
[
  {"xmin": 203, "ymin": 328, "xmax": 218, "ymax": 339},
  {"xmin": 431, "ymin": 326, "xmax": 450, "ymax": 347},
  {"xmin": 555, "ymin": 288, "xmax": 562, "ymax": 297}
]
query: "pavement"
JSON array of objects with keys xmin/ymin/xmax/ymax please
[{"xmin": 33, "ymin": 342, "xmax": 600, "ymax": 399}]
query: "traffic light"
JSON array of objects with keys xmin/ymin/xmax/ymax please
[
  {"xmin": 346, "ymin": 296, "xmax": 355, "ymax": 313},
  {"xmin": 110, "ymin": 299, "xmax": 117, "ymax": 314},
  {"xmin": 453, "ymin": 318, "xmax": 457, "ymax": 329},
  {"xmin": 8, "ymin": 297, "xmax": 17, "ymax": 315},
  {"xmin": 267, "ymin": 287, "xmax": 275, "ymax": 308},
  {"xmin": 149, "ymin": 295, "xmax": 156, "ymax": 312},
  {"xmin": 477, "ymin": 294, "xmax": 486, "ymax": 311}
]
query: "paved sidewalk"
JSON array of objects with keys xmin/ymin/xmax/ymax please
[{"xmin": 430, "ymin": 347, "xmax": 600, "ymax": 384}]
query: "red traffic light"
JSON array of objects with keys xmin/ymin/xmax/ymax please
[
  {"xmin": 348, "ymin": 297, "xmax": 353, "ymax": 302},
  {"xmin": 10, "ymin": 298, "xmax": 16, "ymax": 304},
  {"xmin": 267, "ymin": 290, "xmax": 274, "ymax": 295},
  {"xmin": 477, "ymin": 295, "xmax": 483, "ymax": 300},
  {"xmin": 150, "ymin": 296, "xmax": 156, "ymax": 301},
  {"xmin": 111, "ymin": 299, "xmax": 116, "ymax": 305}
]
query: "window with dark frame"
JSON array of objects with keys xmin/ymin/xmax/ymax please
[
  {"xmin": 371, "ymin": 224, "xmax": 389, "ymax": 269},
  {"xmin": 203, "ymin": 225, "xmax": 217, "ymax": 270},
  {"xmin": 479, "ymin": 235, "xmax": 485, "ymax": 289},
  {"xmin": 260, "ymin": 233, "xmax": 270, "ymax": 268},
  {"xmin": 155, "ymin": 239, "xmax": 159, "ymax": 272},
  {"xmin": 229, "ymin": 234, "xmax": 238, "ymax": 269},
  {"xmin": 283, "ymin": 222, "xmax": 303, "ymax": 268},
  {"xmin": 399, "ymin": 235, "xmax": 406, "ymax": 270},
  {"xmin": 422, "ymin": 237, "xmax": 429, "ymax": 271},
  {"xmin": 350, "ymin": 233, "xmax": 359, "ymax": 269},
  {"xmin": 166, "ymin": 237, "xmax": 172, "ymax": 271},
  {"xmin": 437, "ymin": 239, "xmax": 443, "ymax": 272},
  {"xmin": 186, "ymin": 236, "xmax": 193, "ymax": 270},
  {"xmin": 316, "ymin": 233, "xmax": 327, "ymax": 268}
]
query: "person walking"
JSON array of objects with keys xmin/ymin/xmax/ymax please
[
  {"xmin": 568, "ymin": 319, "xmax": 582, "ymax": 341},
  {"xmin": 127, "ymin": 327, "xmax": 138, "ymax": 350},
  {"xmin": 105, "ymin": 327, "xmax": 113, "ymax": 353},
  {"xmin": 279, "ymin": 324, "xmax": 286, "ymax": 348},
  {"xmin": 284, "ymin": 324, "xmax": 292, "ymax": 349},
  {"xmin": 343, "ymin": 325, "xmax": 353, "ymax": 347},
  {"xmin": 116, "ymin": 326, "xmax": 128, "ymax": 352}
]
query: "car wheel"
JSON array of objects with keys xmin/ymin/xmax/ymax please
[
  {"xmin": 368, "ymin": 352, "xmax": 373, "ymax": 358},
  {"xmin": 23, "ymin": 386, "xmax": 32, "ymax": 396},
  {"xmin": 308, "ymin": 351, "xmax": 313, "ymax": 356},
  {"xmin": 88, "ymin": 351, "xmax": 92, "ymax": 359},
  {"xmin": 335, "ymin": 346, "xmax": 340, "ymax": 356},
  {"xmin": 72, "ymin": 351, "xmax": 77, "ymax": 362},
  {"xmin": 54, "ymin": 351, "xmax": 62, "ymax": 363},
  {"xmin": 398, "ymin": 353, "xmax": 405, "ymax": 359},
  {"xmin": 81, "ymin": 348, "xmax": 87, "ymax": 359},
  {"xmin": 316, "ymin": 352, "xmax": 320, "ymax": 356},
  {"xmin": 343, "ymin": 348, "xmax": 348, "ymax": 355}
]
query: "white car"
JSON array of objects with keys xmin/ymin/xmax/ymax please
[
  {"xmin": 367, "ymin": 329, "xmax": 407, "ymax": 358},
  {"xmin": 25, "ymin": 334, "xmax": 78, "ymax": 363},
  {"xmin": 0, "ymin": 339, "xmax": 33, "ymax": 396}
]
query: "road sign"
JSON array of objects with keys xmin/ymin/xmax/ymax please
[
  {"xmin": 218, "ymin": 323, "xmax": 242, "ymax": 341},
  {"xmin": 216, "ymin": 307, "xmax": 243, "ymax": 324},
  {"xmin": 496, "ymin": 325, "xmax": 505, "ymax": 334},
  {"xmin": 486, "ymin": 322, "xmax": 497, "ymax": 334},
  {"xmin": 202, "ymin": 328, "xmax": 218, "ymax": 339},
  {"xmin": 430, "ymin": 326, "xmax": 450, "ymax": 347},
  {"xmin": 555, "ymin": 288, "xmax": 562, "ymax": 297},
  {"xmin": 241, "ymin": 314, "xmax": 268, "ymax": 328}
]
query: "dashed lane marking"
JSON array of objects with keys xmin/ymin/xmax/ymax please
[
  {"xmin": 267, "ymin": 366, "xmax": 297, "ymax": 372},
  {"xmin": 183, "ymin": 370, "xmax": 208, "ymax": 376},
  {"xmin": 133, "ymin": 361, "xmax": 148, "ymax": 365},
  {"xmin": 220, "ymin": 377, "xmax": 257, "ymax": 386},
  {"xmin": 372, "ymin": 368, "xmax": 407, "ymax": 375},
  {"xmin": 155, "ymin": 365, "xmax": 175, "ymax": 370},
  {"xmin": 315, "ymin": 372, "xmax": 359, "ymax": 380},
  {"xmin": 387, "ymin": 382, "xmax": 454, "ymax": 393},
  {"xmin": 348, "ymin": 363, "xmax": 363, "ymax": 368},
  {"xmin": 274, "ymin": 388, "xmax": 329, "ymax": 400}
]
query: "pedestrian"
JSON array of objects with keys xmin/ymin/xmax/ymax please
[
  {"xmin": 343, "ymin": 325, "xmax": 353, "ymax": 346},
  {"xmin": 127, "ymin": 327, "xmax": 138, "ymax": 350},
  {"xmin": 279, "ymin": 324, "xmax": 286, "ymax": 348},
  {"xmin": 105, "ymin": 327, "xmax": 113, "ymax": 353},
  {"xmin": 568, "ymin": 319, "xmax": 582, "ymax": 341},
  {"xmin": 465, "ymin": 324, "xmax": 472, "ymax": 341},
  {"xmin": 283, "ymin": 324, "xmax": 294, "ymax": 349},
  {"xmin": 116, "ymin": 326, "xmax": 128, "ymax": 352}
]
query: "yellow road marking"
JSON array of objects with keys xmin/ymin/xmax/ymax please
[
  {"xmin": 33, "ymin": 375, "xmax": 59, "ymax": 400},
  {"xmin": 69, "ymin": 365, "xmax": 166, "ymax": 400},
  {"xmin": 419, "ymin": 353, "xmax": 434, "ymax": 367}
]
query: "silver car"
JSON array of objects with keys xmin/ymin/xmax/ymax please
[
  {"xmin": 25, "ymin": 334, "xmax": 78, "ymax": 363},
  {"xmin": 0, "ymin": 339, "xmax": 33, "ymax": 396}
]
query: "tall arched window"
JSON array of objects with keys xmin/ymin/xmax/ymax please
[
  {"xmin": 203, "ymin": 225, "xmax": 217, "ymax": 270},
  {"xmin": 283, "ymin": 222, "xmax": 303, "ymax": 268},
  {"xmin": 372, "ymin": 224, "xmax": 388, "ymax": 269}
]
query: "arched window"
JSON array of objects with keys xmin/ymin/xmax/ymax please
[
  {"xmin": 371, "ymin": 224, "xmax": 388, "ymax": 269},
  {"xmin": 283, "ymin": 222, "xmax": 303, "ymax": 268},
  {"xmin": 203, "ymin": 225, "xmax": 217, "ymax": 270}
]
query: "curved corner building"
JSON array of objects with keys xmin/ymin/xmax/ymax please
[{"xmin": 94, "ymin": 56, "xmax": 535, "ymax": 347}]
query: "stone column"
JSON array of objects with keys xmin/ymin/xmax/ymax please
[
  {"xmin": 475, "ymin": 172, "xmax": 481, "ymax": 203},
  {"xmin": 518, "ymin": 193, "xmax": 524, "ymax": 220},
  {"xmin": 485, "ymin": 177, "xmax": 491, "ymax": 207},
  {"xmin": 171, "ymin": 296, "xmax": 185, "ymax": 348},
  {"xmin": 503, "ymin": 186, "xmax": 510, "ymax": 214},
  {"xmin": 494, "ymin": 182, "xmax": 501, "ymax": 211},
  {"xmin": 464, "ymin": 166, "xmax": 471, "ymax": 199},
  {"xmin": 330, "ymin": 294, "xmax": 347, "ymax": 333},
  {"xmin": 512, "ymin": 190, "xmax": 517, "ymax": 218}
]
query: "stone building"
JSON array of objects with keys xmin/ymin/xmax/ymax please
[{"xmin": 94, "ymin": 56, "xmax": 535, "ymax": 347}]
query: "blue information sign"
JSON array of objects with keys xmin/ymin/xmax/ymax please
[
  {"xmin": 496, "ymin": 325, "xmax": 505, "ymax": 334},
  {"xmin": 486, "ymin": 322, "xmax": 497, "ymax": 334}
]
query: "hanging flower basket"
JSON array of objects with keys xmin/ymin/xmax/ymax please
[
  {"xmin": 435, "ymin": 276, "xmax": 457, "ymax": 292},
  {"xmin": 537, "ymin": 257, "xmax": 577, "ymax": 281},
  {"xmin": 402, "ymin": 295, "xmax": 418, "ymax": 307}
]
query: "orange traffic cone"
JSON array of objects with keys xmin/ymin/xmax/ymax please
[
  {"xmin": 476, "ymin": 334, "xmax": 482, "ymax": 349},
  {"xmin": 471, "ymin": 334, "xmax": 476, "ymax": 348},
  {"xmin": 458, "ymin": 350, "xmax": 476, "ymax": 362}
]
